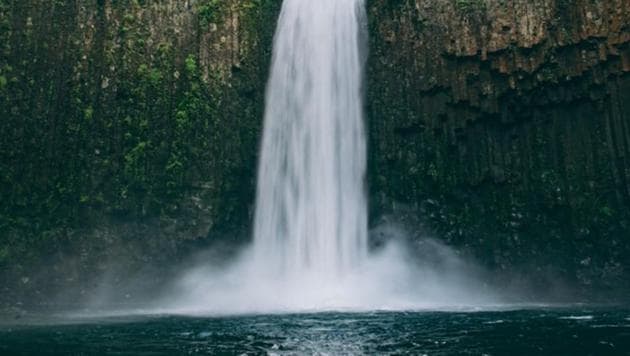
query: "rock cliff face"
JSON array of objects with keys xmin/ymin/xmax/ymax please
[
  {"xmin": 0, "ymin": 0, "xmax": 281, "ymax": 305},
  {"xmin": 367, "ymin": 0, "xmax": 630, "ymax": 291},
  {"xmin": 0, "ymin": 0, "xmax": 629, "ymax": 305}
]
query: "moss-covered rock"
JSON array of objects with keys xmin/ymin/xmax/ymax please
[{"xmin": 0, "ymin": 0, "xmax": 281, "ymax": 306}]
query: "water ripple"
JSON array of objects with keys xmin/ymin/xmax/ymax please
[{"xmin": 1, "ymin": 309, "xmax": 630, "ymax": 355}]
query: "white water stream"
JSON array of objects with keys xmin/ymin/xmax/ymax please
[{"xmin": 252, "ymin": 0, "xmax": 367, "ymax": 283}]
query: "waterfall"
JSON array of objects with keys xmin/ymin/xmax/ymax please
[
  {"xmin": 253, "ymin": 0, "xmax": 368, "ymax": 279},
  {"xmin": 161, "ymin": 0, "xmax": 501, "ymax": 314}
]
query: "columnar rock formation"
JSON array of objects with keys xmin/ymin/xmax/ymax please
[
  {"xmin": 367, "ymin": 0, "xmax": 630, "ymax": 289},
  {"xmin": 0, "ymin": 0, "xmax": 628, "ymax": 304}
]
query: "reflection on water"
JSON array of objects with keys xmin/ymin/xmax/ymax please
[{"xmin": 1, "ymin": 308, "xmax": 630, "ymax": 355}]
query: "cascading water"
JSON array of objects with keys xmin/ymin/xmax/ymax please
[
  {"xmin": 158, "ymin": 0, "xmax": 501, "ymax": 314},
  {"xmin": 252, "ymin": 0, "xmax": 368, "ymax": 280}
]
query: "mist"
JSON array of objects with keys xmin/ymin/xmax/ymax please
[{"xmin": 133, "ymin": 221, "xmax": 505, "ymax": 316}]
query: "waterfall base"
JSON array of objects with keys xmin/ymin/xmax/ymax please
[{"xmin": 156, "ymin": 231, "xmax": 502, "ymax": 315}]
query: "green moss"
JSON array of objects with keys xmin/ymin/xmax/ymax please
[
  {"xmin": 454, "ymin": 0, "xmax": 486, "ymax": 12},
  {"xmin": 198, "ymin": 0, "xmax": 228, "ymax": 27},
  {"xmin": 83, "ymin": 106, "xmax": 94, "ymax": 121},
  {"xmin": 185, "ymin": 55, "xmax": 197, "ymax": 75}
]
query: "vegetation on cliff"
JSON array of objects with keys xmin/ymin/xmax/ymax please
[
  {"xmin": 0, "ymin": 0, "xmax": 280, "ymax": 303},
  {"xmin": 0, "ymin": 0, "xmax": 629, "ymax": 304}
]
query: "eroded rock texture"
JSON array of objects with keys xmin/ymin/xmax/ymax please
[{"xmin": 367, "ymin": 0, "xmax": 630, "ymax": 291}]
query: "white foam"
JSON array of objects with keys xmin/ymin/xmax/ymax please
[
  {"xmin": 484, "ymin": 320, "xmax": 505, "ymax": 324},
  {"xmin": 559, "ymin": 315, "xmax": 594, "ymax": 320},
  {"xmin": 154, "ymin": 238, "xmax": 504, "ymax": 315}
]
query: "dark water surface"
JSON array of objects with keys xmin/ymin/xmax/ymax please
[{"xmin": 1, "ymin": 308, "xmax": 630, "ymax": 355}]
